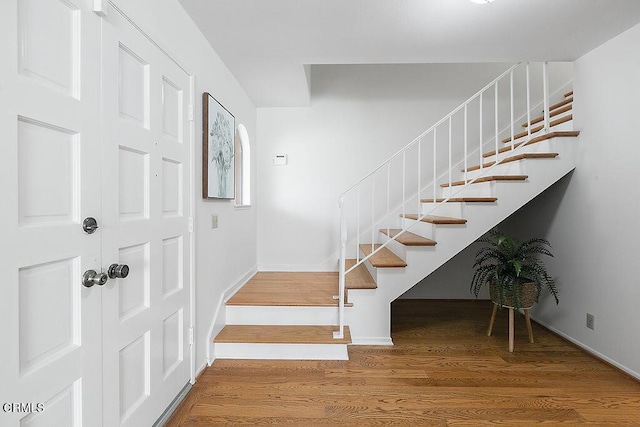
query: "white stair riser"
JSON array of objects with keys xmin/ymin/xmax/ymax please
[
  {"xmin": 441, "ymin": 181, "xmax": 496, "ymax": 198},
  {"xmin": 226, "ymin": 305, "xmax": 339, "ymax": 325},
  {"xmin": 214, "ymin": 343, "xmax": 349, "ymax": 360},
  {"xmin": 421, "ymin": 201, "xmax": 463, "ymax": 217},
  {"xmin": 463, "ymin": 159, "xmax": 527, "ymax": 180},
  {"xmin": 362, "ymin": 254, "xmax": 379, "ymax": 283},
  {"xmin": 400, "ymin": 218, "xmax": 436, "ymax": 239}
]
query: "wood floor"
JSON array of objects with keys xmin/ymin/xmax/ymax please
[
  {"xmin": 226, "ymin": 272, "xmax": 340, "ymax": 306},
  {"xmin": 167, "ymin": 300, "xmax": 640, "ymax": 426}
]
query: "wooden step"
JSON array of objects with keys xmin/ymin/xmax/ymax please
[
  {"xmin": 359, "ymin": 244, "xmax": 407, "ymax": 268},
  {"xmin": 379, "ymin": 228, "xmax": 437, "ymax": 246},
  {"xmin": 345, "ymin": 259, "xmax": 376, "ymax": 289},
  {"xmin": 550, "ymin": 97, "xmax": 573, "ymax": 111},
  {"xmin": 564, "ymin": 90, "xmax": 573, "ymax": 97},
  {"xmin": 214, "ymin": 325, "xmax": 351, "ymax": 344},
  {"xmin": 401, "ymin": 214, "xmax": 467, "ymax": 225},
  {"xmin": 421, "ymin": 197, "xmax": 497, "ymax": 203},
  {"xmin": 440, "ymin": 175, "xmax": 527, "ymax": 188},
  {"xmin": 463, "ymin": 153, "xmax": 558, "ymax": 172},
  {"xmin": 502, "ymin": 114, "xmax": 572, "ymax": 143},
  {"xmin": 227, "ymin": 272, "xmax": 344, "ymax": 307},
  {"xmin": 483, "ymin": 130, "xmax": 579, "ymax": 158},
  {"xmin": 522, "ymin": 104, "xmax": 572, "ymax": 127}
]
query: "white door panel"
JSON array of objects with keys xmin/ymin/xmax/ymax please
[
  {"xmin": 1, "ymin": 2, "xmax": 192, "ymax": 425},
  {"xmin": 101, "ymin": 9, "xmax": 192, "ymax": 427},
  {"xmin": 0, "ymin": 0, "xmax": 102, "ymax": 426}
]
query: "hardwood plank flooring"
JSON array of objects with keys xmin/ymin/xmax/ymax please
[
  {"xmin": 440, "ymin": 175, "xmax": 528, "ymax": 188},
  {"xmin": 422, "ymin": 197, "xmax": 498, "ymax": 203},
  {"xmin": 167, "ymin": 300, "xmax": 640, "ymax": 426},
  {"xmin": 379, "ymin": 228, "xmax": 437, "ymax": 246},
  {"xmin": 360, "ymin": 244, "xmax": 407, "ymax": 268},
  {"xmin": 401, "ymin": 214, "xmax": 467, "ymax": 224},
  {"xmin": 214, "ymin": 325, "xmax": 351, "ymax": 344},
  {"xmin": 227, "ymin": 272, "xmax": 340, "ymax": 306},
  {"xmin": 345, "ymin": 259, "xmax": 377, "ymax": 289}
]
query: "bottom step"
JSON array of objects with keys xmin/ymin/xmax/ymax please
[{"xmin": 213, "ymin": 325, "xmax": 351, "ymax": 360}]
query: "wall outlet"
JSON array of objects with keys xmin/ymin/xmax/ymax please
[
  {"xmin": 586, "ymin": 313, "xmax": 595, "ymax": 330},
  {"xmin": 211, "ymin": 214, "xmax": 218, "ymax": 229}
]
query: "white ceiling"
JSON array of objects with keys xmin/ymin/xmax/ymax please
[{"xmin": 178, "ymin": 0, "xmax": 640, "ymax": 107}]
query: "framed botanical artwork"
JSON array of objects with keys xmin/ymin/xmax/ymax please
[{"xmin": 203, "ymin": 92, "xmax": 235, "ymax": 199}]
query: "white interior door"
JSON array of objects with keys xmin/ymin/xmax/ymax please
[
  {"xmin": 0, "ymin": 0, "xmax": 103, "ymax": 426},
  {"xmin": 100, "ymin": 8, "xmax": 193, "ymax": 427}
]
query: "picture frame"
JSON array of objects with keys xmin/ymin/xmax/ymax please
[{"xmin": 203, "ymin": 92, "xmax": 235, "ymax": 199}]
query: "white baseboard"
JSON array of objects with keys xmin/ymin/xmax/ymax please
[
  {"xmin": 530, "ymin": 314, "xmax": 640, "ymax": 381},
  {"xmin": 205, "ymin": 267, "xmax": 258, "ymax": 366},
  {"xmin": 194, "ymin": 361, "xmax": 208, "ymax": 382}
]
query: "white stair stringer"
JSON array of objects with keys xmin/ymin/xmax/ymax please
[{"xmin": 345, "ymin": 134, "xmax": 578, "ymax": 344}]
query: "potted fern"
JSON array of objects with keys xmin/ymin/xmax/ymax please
[{"xmin": 470, "ymin": 229, "xmax": 559, "ymax": 310}]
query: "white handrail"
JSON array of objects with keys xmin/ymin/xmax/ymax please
[{"xmin": 334, "ymin": 62, "xmax": 564, "ymax": 339}]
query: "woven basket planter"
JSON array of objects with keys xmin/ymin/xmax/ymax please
[{"xmin": 490, "ymin": 281, "xmax": 536, "ymax": 309}]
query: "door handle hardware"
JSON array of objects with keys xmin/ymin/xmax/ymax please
[
  {"xmin": 82, "ymin": 270, "xmax": 108, "ymax": 288},
  {"xmin": 108, "ymin": 264, "xmax": 130, "ymax": 279},
  {"xmin": 82, "ymin": 217, "xmax": 99, "ymax": 234}
]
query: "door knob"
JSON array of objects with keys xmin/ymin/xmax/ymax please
[
  {"xmin": 108, "ymin": 263, "xmax": 130, "ymax": 279},
  {"xmin": 82, "ymin": 270, "xmax": 108, "ymax": 288},
  {"xmin": 82, "ymin": 217, "xmax": 99, "ymax": 234}
]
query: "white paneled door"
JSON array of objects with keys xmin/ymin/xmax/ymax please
[
  {"xmin": 100, "ymin": 8, "xmax": 192, "ymax": 427},
  {"xmin": 0, "ymin": 0, "xmax": 103, "ymax": 426},
  {"xmin": 0, "ymin": 1, "xmax": 192, "ymax": 426}
]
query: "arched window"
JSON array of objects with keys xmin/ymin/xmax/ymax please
[{"xmin": 235, "ymin": 124, "xmax": 251, "ymax": 207}]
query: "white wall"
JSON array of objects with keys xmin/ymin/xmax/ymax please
[
  {"xmin": 256, "ymin": 63, "xmax": 516, "ymax": 271},
  {"xmin": 256, "ymin": 63, "xmax": 571, "ymax": 271},
  {"xmin": 409, "ymin": 23, "xmax": 640, "ymax": 378},
  {"xmin": 516, "ymin": 22, "xmax": 640, "ymax": 378},
  {"xmin": 113, "ymin": 0, "xmax": 258, "ymax": 372}
]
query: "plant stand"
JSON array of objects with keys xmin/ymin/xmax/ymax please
[{"xmin": 487, "ymin": 303, "xmax": 534, "ymax": 352}]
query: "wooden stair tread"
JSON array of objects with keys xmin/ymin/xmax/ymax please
[
  {"xmin": 522, "ymin": 104, "xmax": 572, "ymax": 127},
  {"xmin": 379, "ymin": 228, "xmax": 437, "ymax": 246},
  {"xmin": 503, "ymin": 114, "xmax": 572, "ymax": 143},
  {"xmin": 463, "ymin": 153, "xmax": 558, "ymax": 172},
  {"xmin": 550, "ymin": 97, "xmax": 573, "ymax": 111},
  {"xmin": 564, "ymin": 90, "xmax": 573, "ymax": 97},
  {"xmin": 401, "ymin": 214, "xmax": 467, "ymax": 225},
  {"xmin": 214, "ymin": 325, "xmax": 351, "ymax": 344},
  {"xmin": 421, "ymin": 197, "xmax": 497, "ymax": 203},
  {"xmin": 359, "ymin": 244, "xmax": 407, "ymax": 268},
  {"xmin": 226, "ymin": 272, "xmax": 348, "ymax": 307},
  {"xmin": 345, "ymin": 259, "xmax": 377, "ymax": 289},
  {"xmin": 483, "ymin": 131, "xmax": 579, "ymax": 158},
  {"xmin": 440, "ymin": 175, "xmax": 528, "ymax": 188}
]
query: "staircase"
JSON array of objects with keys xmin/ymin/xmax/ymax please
[{"xmin": 212, "ymin": 63, "xmax": 579, "ymax": 360}]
